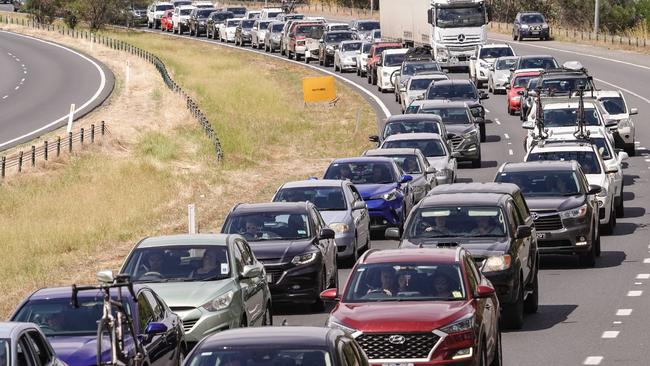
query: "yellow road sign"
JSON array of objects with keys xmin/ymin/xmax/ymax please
[{"xmin": 302, "ymin": 76, "xmax": 337, "ymax": 103}]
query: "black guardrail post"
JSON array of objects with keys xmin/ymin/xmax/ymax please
[
  {"xmin": 91, "ymin": 124, "xmax": 95, "ymax": 143},
  {"xmin": 68, "ymin": 132, "xmax": 72, "ymax": 153},
  {"xmin": 80, "ymin": 128, "xmax": 84, "ymax": 145},
  {"xmin": 1, "ymin": 156, "xmax": 5, "ymax": 179},
  {"xmin": 44, "ymin": 141, "xmax": 48, "ymax": 161},
  {"xmin": 18, "ymin": 151, "xmax": 23, "ymax": 172},
  {"xmin": 31, "ymin": 145, "xmax": 35, "ymax": 167}
]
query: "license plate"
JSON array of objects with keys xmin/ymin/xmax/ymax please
[
  {"xmin": 532, "ymin": 31, "xmax": 540, "ymax": 35},
  {"xmin": 537, "ymin": 233, "xmax": 547, "ymax": 239},
  {"xmin": 266, "ymin": 274, "xmax": 273, "ymax": 283}
]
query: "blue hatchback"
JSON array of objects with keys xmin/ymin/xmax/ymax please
[
  {"xmin": 11, "ymin": 285, "xmax": 186, "ymax": 366},
  {"xmin": 324, "ymin": 157, "xmax": 414, "ymax": 231}
]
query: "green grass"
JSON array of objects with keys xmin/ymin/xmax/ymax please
[{"xmin": 136, "ymin": 131, "xmax": 180, "ymax": 161}]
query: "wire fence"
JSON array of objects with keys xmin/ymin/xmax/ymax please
[
  {"xmin": 0, "ymin": 15, "xmax": 224, "ymax": 163},
  {"xmin": 222, "ymin": 1, "xmax": 378, "ymax": 19},
  {"xmin": 1, "ymin": 122, "xmax": 108, "ymax": 179},
  {"xmin": 489, "ymin": 21, "xmax": 649, "ymax": 49}
]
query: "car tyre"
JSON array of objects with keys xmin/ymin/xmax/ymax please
[
  {"xmin": 310, "ymin": 270, "xmax": 326, "ymax": 312},
  {"xmin": 616, "ymin": 189, "xmax": 624, "ymax": 218},
  {"xmin": 489, "ymin": 329, "xmax": 503, "ymax": 366},
  {"xmin": 625, "ymin": 143, "xmax": 635, "ymax": 156},
  {"xmin": 523, "ymin": 269, "xmax": 539, "ymax": 314},
  {"xmin": 480, "ymin": 124, "xmax": 487, "ymax": 143},
  {"xmin": 579, "ymin": 242, "xmax": 597, "ymax": 267},
  {"xmin": 262, "ymin": 303, "xmax": 273, "ymax": 326},
  {"xmin": 501, "ymin": 279, "xmax": 524, "ymax": 330},
  {"xmin": 602, "ymin": 203, "xmax": 616, "ymax": 235},
  {"xmin": 479, "ymin": 341, "xmax": 488, "ymax": 366},
  {"xmin": 512, "ymin": 30, "xmax": 517, "ymax": 41},
  {"xmin": 471, "ymin": 153, "xmax": 482, "ymax": 169},
  {"xmin": 367, "ymin": 72, "xmax": 372, "ymax": 84},
  {"xmin": 594, "ymin": 224, "xmax": 601, "ymax": 257}
]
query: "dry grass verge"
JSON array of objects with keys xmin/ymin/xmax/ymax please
[{"xmin": 0, "ymin": 20, "xmax": 376, "ymax": 318}]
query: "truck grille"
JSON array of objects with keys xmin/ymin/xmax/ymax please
[
  {"xmin": 442, "ymin": 34, "xmax": 481, "ymax": 45},
  {"xmin": 533, "ymin": 212, "xmax": 563, "ymax": 231},
  {"xmin": 355, "ymin": 333, "xmax": 440, "ymax": 360},
  {"xmin": 182, "ymin": 318, "xmax": 198, "ymax": 332}
]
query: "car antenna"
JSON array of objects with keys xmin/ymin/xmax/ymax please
[{"xmin": 573, "ymin": 85, "xmax": 590, "ymax": 140}]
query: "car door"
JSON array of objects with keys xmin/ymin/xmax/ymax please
[
  {"xmin": 417, "ymin": 152, "xmax": 436, "ymax": 191},
  {"xmin": 505, "ymin": 200, "xmax": 530, "ymax": 284},
  {"xmin": 137, "ymin": 291, "xmax": 168, "ymax": 366},
  {"xmin": 235, "ymin": 239, "xmax": 266, "ymax": 325},
  {"xmin": 146, "ymin": 290, "xmax": 179, "ymax": 366},
  {"xmin": 24, "ymin": 330, "xmax": 56, "ymax": 366},
  {"xmin": 348, "ymin": 184, "xmax": 370, "ymax": 247},
  {"xmin": 311, "ymin": 207, "xmax": 336, "ymax": 282},
  {"xmin": 465, "ymin": 256, "xmax": 497, "ymax": 353}
]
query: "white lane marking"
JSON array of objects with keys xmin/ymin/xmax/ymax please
[
  {"xmin": 644, "ymin": 258, "xmax": 650, "ymax": 263},
  {"xmin": 627, "ymin": 290, "xmax": 643, "ymax": 296},
  {"xmin": 507, "ymin": 142, "xmax": 512, "ymax": 145},
  {"xmin": 508, "ymin": 149, "xmax": 514, "ymax": 155},
  {"xmin": 635, "ymin": 282, "xmax": 643, "ymax": 285},
  {"xmin": 637, "ymin": 274, "xmax": 650, "ymax": 279},
  {"xmin": 0, "ymin": 31, "xmax": 108, "ymax": 150},
  {"xmin": 645, "ymin": 159, "xmax": 650, "ymax": 162},
  {"xmin": 21, "ymin": 64, "xmax": 25, "ymax": 67},
  {"xmin": 504, "ymin": 133, "xmax": 510, "ymax": 139},
  {"xmin": 15, "ymin": 58, "xmax": 19, "ymax": 61},
  {"xmin": 602, "ymin": 331, "xmax": 619, "ymax": 339},
  {"xmin": 616, "ymin": 309, "xmax": 633, "ymax": 316},
  {"xmin": 495, "ymin": 120, "xmax": 501, "ymax": 125},
  {"xmin": 613, "ymin": 321, "xmax": 623, "ymax": 325},
  {"xmin": 583, "ymin": 356, "xmax": 603, "ymax": 365},
  {"xmin": 14, "ymin": 86, "xmax": 19, "ymax": 90},
  {"xmin": 485, "ymin": 108, "xmax": 490, "ymax": 113},
  {"xmin": 2, "ymin": 95, "xmax": 7, "ymax": 99},
  {"xmin": 637, "ymin": 141, "xmax": 642, "ymax": 145}
]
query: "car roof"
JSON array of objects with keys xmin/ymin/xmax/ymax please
[
  {"xmin": 421, "ymin": 192, "xmax": 507, "ymax": 207},
  {"xmin": 232, "ymin": 202, "xmax": 311, "ymax": 214},
  {"xmin": 384, "ymin": 132, "xmax": 442, "ymax": 141},
  {"xmin": 512, "ymin": 70, "xmax": 541, "ymax": 77},
  {"xmin": 385, "ymin": 114, "xmax": 443, "ymax": 123},
  {"xmin": 137, "ymin": 234, "xmax": 233, "ymax": 248},
  {"xmin": 518, "ymin": 11, "xmax": 544, "ymax": 15},
  {"xmin": 0, "ymin": 322, "xmax": 39, "ymax": 338},
  {"xmin": 325, "ymin": 30, "xmax": 355, "ymax": 35},
  {"xmin": 543, "ymin": 101, "xmax": 598, "ymax": 109},
  {"xmin": 592, "ymin": 90, "xmax": 622, "ymax": 98},
  {"xmin": 26, "ymin": 284, "xmax": 148, "ymax": 301},
  {"xmin": 480, "ymin": 43, "xmax": 511, "ymax": 49},
  {"xmin": 362, "ymin": 248, "xmax": 461, "ymax": 264},
  {"xmin": 372, "ymin": 42, "xmax": 402, "ymax": 48},
  {"xmin": 384, "ymin": 48, "xmax": 408, "ymax": 55},
  {"xmin": 519, "ymin": 54, "xmax": 555, "ymax": 59},
  {"xmin": 280, "ymin": 179, "xmax": 346, "ymax": 189},
  {"xmin": 177, "ymin": 5, "xmax": 195, "ymax": 9},
  {"xmin": 418, "ymin": 100, "xmax": 469, "ymax": 109},
  {"xmin": 340, "ymin": 40, "xmax": 362, "ymax": 44},
  {"xmin": 430, "ymin": 182, "xmax": 520, "ymax": 196},
  {"xmin": 500, "ymin": 160, "xmax": 579, "ymax": 172},
  {"xmin": 530, "ymin": 143, "xmax": 594, "ymax": 152},
  {"xmin": 365, "ymin": 148, "xmax": 420, "ymax": 156},
  {"xmin": 198, "ymin": 326, "xmax": 341, "ymax": 348},
  {"xmin": 429, "ymin": 79, "xmax": 472, "ymax": 87},
  {"xmin": 330, "ymin": 156, "xmax": 395, "ymax": 164}
]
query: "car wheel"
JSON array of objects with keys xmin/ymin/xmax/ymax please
[
  {"xmin": 512, "ymin": 30, "xmax": 517, "ymax": 41},
  {"xmin": 616, "ymin": 188, "xmax": 625, "ymax": 218},
  {"xmin": 356, "ymin": 68, "xmax": 360, "ymax": 76},
  {"xmin": 480, "ymin": 124, "xmax": 487, "ymax": 143},
  {"xmin": 594, "ymin": 223, "xmax": 601, "ymax": 257},
  {"xmin": 523, "ymin": 269, "xmax": 539, "ymax": 313},
  {"xmin": 367, "ymin": 72, "xmax": 372, "ymax": 84},
  {"xmin": 579, "ymin": 240, "xmax": 597, "ymax": 267},
  {"xmin": 489, "ymin": 329, "xmax": 503, "ymax": 366},
  {"xmin": 602, "ymin": 203, "xmax": 616, "ymax": 235},
  {"xmin": 471, "ymin": 155, "xmax": 482, "ymax": 169},
  {"xmin": 518, "ymin": 31, "xmax": 523, "ymax": 41},
  {"xmin": 480, "ymin": 341, "xmax": 488, "ymax": 366},
  {"xmin": 310, "ymin": 269, "xmax": 326, "ymax": 312},
  {"xmin": 624, "ymin": 143, "xmax": 636, "ymax": 156},
  {"xmin": 240, "ymin": 315, "xmax": 247, "ymax": 328},
  {"xmin": 501, "ymin": 279, "xmax": 524, "ymax": 330},
  {"xmin": 262, "ymin": 303, "xmax": 273, "ymax": 326}
]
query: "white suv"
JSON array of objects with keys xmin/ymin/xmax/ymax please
[
  {"xmin": 147, "ymin": 2, "xmax": 174, "ymax": 29},
  {"xmin": 593, "ymin": 90, "xmax": 638, "ymax": 156},
  {"xmin": 172, "ymin": 5, "xmax": 195, "ymax": 34},
  {"xmin": 524, "ymin": 140, "xmax": 618, "ymax": 234},
  {"xmin": 469, "ymin": 44, "xmax": 516, "ymax": 88},
  {"xmin": 376, "ymin": 48, "xmax": 408, "ymax": 93}
]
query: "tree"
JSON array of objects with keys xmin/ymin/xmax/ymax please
[
  {"xmin": 71, "ymin": 0, "xmax": 129, "ymax": 31},
  {"xmin": 24, "ymin": 0, "xmax": 62, "ymax": 24}
]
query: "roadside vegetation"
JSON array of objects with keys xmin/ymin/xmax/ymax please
[{"xmin": 0, "ymin": 22, "xmax": 376, "ymax": 317}]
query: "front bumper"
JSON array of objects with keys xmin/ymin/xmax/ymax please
[
  {"xmin": 340, "ymin": 59, "xmax": 357, "ymax": 70},
  {"xmin": 519, "ymin": 28, "xmax": 549, "ymax": 38},
  {"xmin": 265, "ymin": 262, "xmax": 321, "ymax": 304},
  {"xmin": 175, "ymin": 307, "xmax": 239, "ymax": 343},
  {"xmin": 365, "ymin": 198, "xmax": 403, "ymax": 229},
  {"xmin": 452, "ymin": 139, "xmax": 480, "ymax": 161},
  {"xmin": 597, "ymin": 196, "xmax": 611, "ymax": 225},
  {"xmin": 613, "ymin": 127, "xmax": 634, "ymax": 146},
  {"xmin": 335, "ymin": 233, "xmax": 357, "ymax": 258},
  {"xmin": 536, "ymin": 220, "xmax": 592, "ymax": 255}
]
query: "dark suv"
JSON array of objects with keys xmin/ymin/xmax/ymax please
[
  {"xmin": 221, "ymin": 202, "xmax": 338, "ymax": 310},
  {"xmin": 388, "ymin": 183, "xmax": 539, "ymax": 329},
  {"xmin": 188, "ymin": 8, "xmax": 215, "ymax": 37},
  {"xmin": 513, "ymin": 11, "xmax": 550, "ymax": 41},
  {"xmin": 495, "ymin": 161, "xmax": 602, "ymax": 267},
  {"xmin": 425, "ymin": 79, "xmax": 489, "ymax": 142},
  {"xmin": 206, "ymin": 11, "xmax": 234, "ymax": 39}
]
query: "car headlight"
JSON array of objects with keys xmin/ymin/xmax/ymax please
[
  {"xmin": 559, "ymin": 204, "xmax": 588, "ymax": 219},
  {"xmin": 463, "ymin": 130, "xmax": 478, "ymax": 139},
  {"xmin": 521, "ymin": 24, "xmax": 530, "ymax": 29},
  {"xmin": 617, "ymin": 118, "xmax": 630, "ymax": 128},
  {"xmin": 482, "ymin": 255, "xmax": 511, "ymax": 272},
  {"xmin": 292, "ymin": 252, "xmax": 318, "ymax": 265},
  {"xmin": 371, "ymin": 189, "xmax": 398, "ymax": 201},
  {"xmin": 329, "ymin": 222, "xmax": 350, "ymax": 233},
  {"xmin": 199, "ymin": 20, "xmax": 206, "ymax": 25},
  {"xmin": 435, "ymin": 169, "xmax": 448, "ymax": 178},
  {"xmin": 440, "ymin": 314, "xmax": 474, "ymax": 334},
  {"xmin": 479, "ymin": 60, "xmax": 489, "ymax": 68},
  {"xmin": 542, "ymin": 23, "xmax": 549, "ymax": 28},
  {"xmin": 201, "ymin": 290, "xmax": 234, "ymax": 312},
  {"xmin": 383, "ymin": 71, "xmax": 390, "ymax": 77},
  {"xmin": 437, "ymin": 47, "xmax": 448, "ymax": 57},
  {"xmin": 326, "ymin": 317, "xmax": 357, "ymax": 334}
]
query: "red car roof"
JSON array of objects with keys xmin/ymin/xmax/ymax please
[{"xmin": 362, "ymin": 248, "xmax": 460, "ymax": 265}]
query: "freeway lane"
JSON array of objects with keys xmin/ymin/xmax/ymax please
[
  {"xmin": 0, "ymin": 30, "xmax": 114, "ymax": 151},
  {"xmin": 140, "ymin": 25, "xmax": 650, "ymax": 364}
]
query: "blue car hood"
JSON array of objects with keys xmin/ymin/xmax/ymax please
[
  {"xmin": 49, "ymin": 335, "xmax": 123, "ymax": 366},
  {"xmin": 357, "ymin": 183, "xmax": 399, "ymax": 200}
]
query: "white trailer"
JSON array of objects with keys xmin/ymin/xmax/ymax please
[{"xmin": 379, "ymin": 0, "xmax": 488, "ymax": 69}]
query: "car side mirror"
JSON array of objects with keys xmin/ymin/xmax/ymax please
[
  {"xmin": 320, "ymin": 288, "xmax": 339, "ymax": 302},
  {"xmin": 242, "ymin": 264, "xmax": 261, "ymax": 279},
  {"xmin": 426, "ymin": 166, "xmax": 437, "ymax": 173},
  {"xmin": 96, "ymin": 270, "xmax": 114, "ymax": 284},
  {"xmin": 451, "ymin": 151, "xmax": 461, "ymax": 158},
  {"xmin": 618, "ymin": 151, "xmax": 629, "ymax": 161},
  {"xmin": 475, "ymin": 285, "xmax": 495, "ymax": 298},
  {"xmin": 319, "ymin": 228, "xmax": 335, "ymax": 240},
  {"xmin": 144, "ymin": 322, "xmax": 168, "ymax": 335},
  {"xmin": 588, "ymin": 184, "xmax": 602, "ymax": 195},
  {"xmin": 400, "ymin": 175, "xmax": 413, "ymax": 183},
  {"xmin": 515, "ymin": 225, "xmax": 532, "ymax": 239},
  {"xmin": 489, "ymin": 65, "xmax": 494, "ymax": 71},
  {"xmin": 368, "ymin": 135, "xmax": 380, "ymax": 143},
  {"xmin": 605, "ymin": 119, "xmax": 619, "ymax": 128},
  {"xmin": 630, "ymin": 107, "xmax": 638, "ymax": 115},
  {"xmin": 606, "ymin": 167, "xmax": 619, "ymax": 174},
  {"xmin": 509, "ymin": 67, "xmax": 515, "ymax": 72},
  {"xmin": 352, "ymin": 201, "xmax": 367, "ymax": 210},
  {"xmin": 470, "ymin": 56, "xmax": 477, "ymax": 60},
  {"xmin": 522, "ymin": 121, "xmax": 534, "ymax": 130},
  {"xmin": 384, "ymin": 227, "xmax": 401, "ymax": 240}
]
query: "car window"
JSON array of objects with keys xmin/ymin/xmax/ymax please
[
  {"xmin": 592, "ymin": 138, "xmax": 613, "ymax": 160},
  {"xmin": 26, "ymin": 331, "xmax": 53, "ymax": 366},
  {"xmin": 17, "ymin": 337, "xmax": 35, "ymax": 366},
  {"xmin": 504, "ymin": 202, "xmax": 518, "ymax": 234},
  {"xmin": 599, "ymin": 96, "xmax": 626, "ymax": 114},
  {"xmin": 405, "ymin": 206, "xmax": 507, "ymax": 238},
  {"xmin": 383, "ymin": 139, "xmax": 447, "ymax": 158},
  {"xmin": 143, "ymin": 291, "xmax": 163, "ymax": 321},
  {"xmin": 232, "ymin": 244, "xmax": 244, "ymax": 274},
  {"xmin": 236, "ymin": 240, "xmax": 254, "ymax": 266},
  {"xmin": 0, "ymin": 340, "xmax": 8, "ymax": 366},
  {"xmin": 463, "ymin": 256, "xmax": 478, "ymax": 294},
  {"xmin": 224, "ymin": 212, "xmax": 312, "ymax": 241},
  {"xmin": 526, "ymin": 150, "xmax": 602, "ymax": 174},
  {"xmin": 274, "ymin": 186, "xmax": 347, "ymax": 211},
  {"xmin": 479, "ymin": 47, "xmax": 514, "ymax": 59},
  {"xmin": 324, "ymin": 161, "xmax": 398, "ymax": 185},
  {"xmin": 340, "ymin": 339, "xmax": 361, "ymax": 366},
  {"xmin": 383, "ymin": 120, "xmax": 441, "ymax": 138},
  {"xmin": 419, "ymin": 107, "xmax": 471, "ymax": 124},
  {"xmin": 137, "ymin": 293, "xmax": 155, "ymax": 333}
]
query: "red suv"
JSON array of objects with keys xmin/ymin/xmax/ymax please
[
  {"xmin": 321, "ymin": 248, "xmax": 502, "ymax": 365},
  {"xmin": 506, "ymin": 70, "xmax": 541, "ymax": 115},
  {"xmin": 366, "ymin": 42, "xmax": 402, "ymax": 86}
]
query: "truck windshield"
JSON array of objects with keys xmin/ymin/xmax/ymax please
[{"xmin": 436, "ymin": 5, "xmax": 486, "ymax": 28}]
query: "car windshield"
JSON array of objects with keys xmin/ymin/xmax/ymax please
[
  {"xmin": 410, "ymin": 78, "xmax": 439, "ymax": 90},
  {"xmin": 227, "ymin": 20, "xmax": 241, "ymax": 27},
  {"xmin": 599, "ymin": 97, "xmax": 627, "ymax": 114},
  {"xmin": 123, "ymin": 245, "xmax": 231, "ymax": 282},
  {"xmin": 496, "ymin": 171, "xmax": 582, "ymax": 197},
  {"xmin": 227, "ymin": 7, "xmax": 246, "ymax": 16},
  {"xmin": 224, "ymin": 213, "xmax": 311, "ymax": 242},
  {"xmin": 214, "ymin": 12, "xmax": 233, "ymax": 21},
  {"xmin": 383, "ymin": 139, "xmax": 446, "ymax": 157},
  {"xmin": 258, "ymin": 21, "xmax": 271, "ymax": 29},
  {"xmin": 241, "ymin": 19, "xmax": 255, "ymax": 28},
  {"xmin": 330, "ymin": 25, "xmax": 349, "ymax": 31},
  {"xmin": 479, "ymin": 47, "xmax": 514, "ymax": 59},
  {"xmin": 406, "ymin": 206, "xmax": 507, "ymax": 238},
  {"xmin": 344, "ymin": 263, "xmax": 466, "ymax": 302},
  {"xmin": 13, "ymin": 297, "xmax": 130, "ymax": 337},
  {"xmin": 496, "ymin": 58, "xmax": 517, "ymax": 70},
  {"xmin": 325, "ymin": 32, "xmax": 354, "ymax": 42},
  {"xmin": 402, "ymin": 62, "xmax": 441, "ymax": 76},
  {"xmin": 543, "ymin": 108, "xmax": 600, "ymax": 127},
  {"xmin": 405, "ymin": 104, "xmax": 421, "ymax": 114},
  {"xmin": 379, "ymin": 154, "xmax": 422, "ymax": 174},
  {"xmin": 526, "ymin": 151, "xmax": 602, "ymax": 174},
  {"xmin": 519, "ymin": 57, "xmax": 558, "ymax": 69},
  {"xmin": 540, "ymin": 78, "xmax": 589, "ymax": 94},
  {"xmin": 373, "ymin": 30, "xmax": 382, "ymax": 37},
  {"xmin": 513, "ymin": 75, "xmax": 535, "ymax": 88},
  {"xmin": 419, "ymin": 107, "xmax": 470, "ymax": 124},
  {"xmin": 436, "ymin": 5, "xmax": 486, "ymax": 28},
  {"xmin": 362, "ymin": 43, "xmax": 372, "ymax": 53},
  {"xmin": 521, "ymin": 14, "xmax": 545, "ymax": 23},
  {"xmin": 384, "ymin": 53, "xmax": 406, "ymax": 67},
  {"xmin": 274, "ymin": 187, "xmax": 347, "ymax": 211},
  {"xmin": 358, "ymin": 21, "xmax": 380, "ymax": 31},
  {"xmin": 157, "ymin": 4, "xmax": 173, "ymax": 11},
  {"xmin": 324, "ymin": 162, "xmax": 397, "ymax": 185},
  {"xmin": 592, "ymin": 138, "xmax": 612, "ymax": 160},
  {"xmin": 426, "ymin": 83, "xmax": 477, "ymax": 100},
  {"xmin": 197, "ymin": 9, "xmax": 213, "ymax": 17},
  {"xmin": 297, "ymin": 25, "xmax": 324, "ymax": 38},
  {"xmin": 180, "ymin": 8, "xmax": 192, "ymax": 15},
  {"xmin": 272, "ymin": 23, "xmax": 284, "ymax": 32},
  {"xmin": 383, "ymin": 120, "xmax": 441, "ymax": 138},
  {"xmin": 0, "ymin": 340, "xmax": 7, "ymax": 366},
  {"xmin": 342, "ymin": 42, "xmax": 362, "ymax": 52},
  {"xmin": 266, "ymin": 11, "xmax": 282, "ymax": 18},
  {"xmin": 173, "ymin": 0, "xmax": 191, "ymax": 5},
  {"xmin": 187, "ymin": 348, "xmax": 332, "ymax": 366}
]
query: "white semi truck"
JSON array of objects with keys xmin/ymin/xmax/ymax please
[{"xmin": 379, "ymin": 0, "xmax": 488, "ymax": 69}]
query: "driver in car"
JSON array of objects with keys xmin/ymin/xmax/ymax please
[{"xmin": 243, "ymin": 218, "xmax": 264, "ymax": 240}]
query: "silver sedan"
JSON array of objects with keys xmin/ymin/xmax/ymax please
[
  {"xmin": 334, "ymin": 40, "xmax": 364, "ymax": 73},
  {"xmin": 487, "ymin": 56, "xmax": 518, "ymax": 94}
]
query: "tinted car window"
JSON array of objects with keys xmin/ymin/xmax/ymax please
[
  {"xmin": 496, "ymin": 171, "xmax": 582, "ymax": 197},
  {"xmin": 383, "ymin": 139, "xmax": 446, "ymax": 157},
  {"xmin": 410, "ymin": 78, "xmax": 437, "ymax": 90},
  {"xmin": 14, "ymin": 298, "xmax": 113, "ymax": 336},
  {"xmin": 241, "ymin": 19, "xmax": 255, "ymax": 28},
  {"xmin": 26, "ymin": 331, "xmax": 53, "ymax": 366},
  {"xmin": 275, "ymin": 187, "xmax": 347, "ymax": 211},
  {"xmin": 496, "ymin": 58, "xmax": 517, "ymax": 70},
  {"xmin": 526, "ymin": 151, "xmax": 602, "ymax": 174},
  {"xmin": 519, "ymin": 57, "xmax": 558, "ymax": 69},
  {"xmin": 187, "ymin": 349, "xmax": 332, "ymax": 366},
  {"xmin": 137, "ymin": 293, "xmax": 155, "ymax": 333},
  {"xmin": 513, "ymin": 75, "xmax": 535, "ymax": 88},
  {"xmin": 357, "ymin": 21, "xmax": 380, "ymax": 31},
  {"xmin": 405, "ymin": 206, "xmax": 507, "ymax": 238},
  {"xmin": 600, "ymin": 97, "xmax": 626, "ymax": 114},
  {"xmin": 271, "ymin": 23, "xmax": 284, "ymax": 32},
  {"xmin": 0, "ymin": 340, "xmax": 8, "ymax": 366},
  {"xmin": 543, "ymin": 108, "xmax": 600, "ymax": 127},
  {"xmin": 383, "ymin": 120, "xmax": 441, "ymax": 138},
  {"xmin": 325, "ymin": 32, "xmax": 355, "ymax": 43},
  {"xmin": 342, "ymin": 42, "xmax": 362, "ymax": 52},
  {"xmin": 197, "ymin": 9, "xmax": 213, "ymax": 17},
  {"xmin": 427, "ymin": 83, "xmax": 477, "ymax": 100},
  {"xmin": 521, "ymin": 14, "xmax": 545, "ymax": 23},
  {"xmin": 540, "ymin": 78, "xmax": 589, "ymax": 94},
  {"xmin": 402, "ymin": 62, "xmax": 441, "ymax": 76},
  {"xmin": 157, "ymin": 4, "xmax": 173, "ymax": 11},
  {"xmin": 379, "ymin": 155, "xmax": 422, "ymax": 174},
  {"xmin": 324, "ymin": 162, "xmax": 398, "ymax": 185},
  {"xmin": 224, "ymin": 213, "xmax": 311, "ymax": 241},
  {"xmin": 419, "ymin": 107, "xmax": 470, "ymax": 124},
  {"xmin": 384, "ymin": 53, "xmax": 406, "ymax": 67},
  {"xmin": 479, "ymin": 47, "xmax": 514, "ymax": 59}
]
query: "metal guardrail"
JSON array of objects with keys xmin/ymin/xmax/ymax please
[
  {"xmin": 0, "ymin": 15, "xmax": 224, "ymax": 164},
  {"xmin": 489, "ymin": 21, "xmax": 649, "ymax": 49}
]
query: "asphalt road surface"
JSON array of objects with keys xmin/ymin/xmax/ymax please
[
  {"xmin": 0, "ymin": 24, "xmax": 113, "ymax": 151},
  {"xmin": 132, "ymin": 23, "xmax": 650, "ymax": 365}
]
